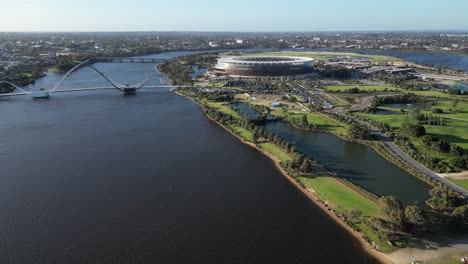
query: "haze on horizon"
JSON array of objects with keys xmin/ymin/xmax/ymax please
[{"xmin": 1, "ymin": 0, "xmax": 468, "ymax": 32}]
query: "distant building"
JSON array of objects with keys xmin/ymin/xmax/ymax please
[
  {"xmin": 208, "ymin": 42, "xmax": 219, "ymax": 47},
  {"xmin": 212, "ymin": 56, "xmax": 315, "ymax": 77},
  {"xmin": 271, "ymin": 102, "xmax": 282, "ymax": 108},
  {"xmin": 47, "ymin": 51, "xmax": 57, "ymax": 58},
  {"xmin": 236, "ymin": 39, "xmax": 243, "ymax": 44}
]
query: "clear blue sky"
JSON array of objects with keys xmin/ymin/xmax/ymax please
[{"xmin": 2, "ymin": 0, "xmax": 468, "ymax": 32}]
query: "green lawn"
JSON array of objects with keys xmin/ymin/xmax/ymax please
[
  {"xmin": 260, "ymin": 143, "xmax": 291, "ymax": 162},
  {"xmin": 206, "ymin": 102, "xmax": 241, "ymax": 119},
  {"xmin": 409, "ymin": 89, "xmax": 467, "ymax": 99},
  {"xmin": 429, "ymin": 100, "xmax": 468, "ymax": 121},
  {"xmin": 356, "ymin": 112, "xmax": 408, "ymax": 129},
  {"xmin": 425, "ymin": 118, "xmax": 468, "ymax": 152},
  {"xmin": 300, "ymin": 175, "xmax": 397, "ymax": 253},
  {"xmin": 287, "ymin": 112, "xmax": 349, "ymax": 135},
  {"xmin": 322, "ymin": 93, "xmax": 350, "ymax": 107},
  {"xmin": 447, "ymin": 178, "xmax": 468, "ymax": 190},
  {"xmin": 357, "ymin": 108, "xmax": 468, "ymax": 160},
  {"xmin": 231, "ymin": 125, "xmax": 253, "ymax": 142},
  {"xmin": 247, "ymin": 51, "xmax": 399, "ymax": 62},
  {"xmin": 300, "ymin": 176, "xmax": 379, "ymax": 217},
  {"xmin": 377, "ymin": 100, "xmax": 468, "ymax": 152}
]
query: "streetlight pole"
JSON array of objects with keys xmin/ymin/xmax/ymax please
[{"xmin": 423, "ymin": 244, "xmax": 430, "ymax": 263}]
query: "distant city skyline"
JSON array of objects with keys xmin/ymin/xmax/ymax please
[{"xmin": 1, "ymin": 0, "xmax": 468, "ymax": 32}]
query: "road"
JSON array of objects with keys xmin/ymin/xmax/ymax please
[{"xmin": 348, "ymin": 93, "xmax": 403, "ymax": 112}]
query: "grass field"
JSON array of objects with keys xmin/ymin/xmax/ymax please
[
  {"xmin": 231, "ymin": 125, "xmax": 253, "ymax": 142},
  {"xmin": 300, "ymin": 176, "xmax": 378, "ymax": 217},
  {"xmin": 357, "ymin": 100, "xmax": 468, "ymax": 168},
  {"xmin": 429, "ymin": 100, "xmax": 468, "ymax": 121},
  {"xmin": 324, "ymin": 85, "xmax": 402, "ymax": 92},
  {"xmin": 321, "ymin": 93, "xmax": 351, "ymax": 107},
  {"xmin": 206, "ymin": 102, "xmax": 241, "ymax": 119},
  {"xmin": 260, "ymin": 143, "xmax": 291, "ymax": 162},
  {"xmin": 247, "ymin": 51, "xmax": 399, "ymax": 62},
  {"xmin": 425, "ymin": 118, "xmax": 468, "ymax": 152},
  {"xmin": 447, "ymin": 178, "xmax": 468, "ymax": 190},
  {"xmin": 378, "ymin": 100, "xmax": 468, "ymax": 152},
  {"xmin": 288, "ymin": 112, "xmax": 349, "ymax": 135},
  {"xmin": 356, "ymin": 112, "xmax": 407, "ymax": 129},
  {"xmin": 409, "ymin": 89, "xmax": 467, "ymax": 99}
]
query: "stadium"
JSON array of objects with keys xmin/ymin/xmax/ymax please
[{"xmin": 212, "ymin": 56, "xmax": 315, "ymax": 77}]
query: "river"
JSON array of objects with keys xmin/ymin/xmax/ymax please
[
  {"xmin": 313, "ymin": 48, "xmax": 468, "ymax": 72},
  {"xmin": 0, "ymin": 52, "xmax": 377, "ymax": 263}
]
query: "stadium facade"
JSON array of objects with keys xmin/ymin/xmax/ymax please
[{"xmin": 212, "ymin": 56, "xmax": 315, "ymax": 77}]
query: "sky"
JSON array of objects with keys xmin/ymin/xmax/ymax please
[{"xmin": 1, "ymin": 0, "xmax": 468, "ymax": 32}]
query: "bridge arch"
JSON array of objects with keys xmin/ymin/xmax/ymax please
[
  {"xmin": 1, "ymin": 60, "xmax": 170, "ymax": 96},
  {"xmin": 0, "ymin": 81, "xmax": 30, "ymax": 93},
  {"xmin": 49, "ymin": 61, "xmax": 165, "ymax": 93}
]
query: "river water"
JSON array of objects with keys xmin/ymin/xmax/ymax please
[
  {"xmin": 313, "ymin": 48, "xmax": 468, "ymax": 72},
  {"xmin": 232, "ymin": 103, "xmax": 431, "ymax": 205},
  {"xmin": 0, "ymin": 52, "xmax": 378, "ymax": 263}
]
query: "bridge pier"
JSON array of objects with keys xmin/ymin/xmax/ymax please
[
  {"xmin": 122, "ymin": 87, "xmax": 137, "ymax": 95},
  {"xmin": 31, "ymin": 90, "xmax": 50, "ymax": 98}
]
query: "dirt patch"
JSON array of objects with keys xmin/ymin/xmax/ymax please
[{"xmin": 443, "ymin": 171, "xmax": 468, "ymax": 180}]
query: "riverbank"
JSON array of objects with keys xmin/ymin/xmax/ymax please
[{"xmin": 176, "ymin": 92, "xmax": 392, "ymax": 264}]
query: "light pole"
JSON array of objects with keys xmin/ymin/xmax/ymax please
[{"xmin": 423, "ymin": 244, "xmax": 430, "ymax": 263}]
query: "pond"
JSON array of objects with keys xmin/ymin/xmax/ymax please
[{"xmin": 383, "ymin": 103, "xmax": 431, "ymax": 111}]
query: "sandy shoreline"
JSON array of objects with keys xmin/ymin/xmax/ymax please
[{"xmin": 179, "ymin": 93, "xmax": 392, "ymax": 264}]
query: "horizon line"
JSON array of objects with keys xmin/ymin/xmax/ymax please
[{"xmin": 1, "ymin": 29, "xmax": 468, "ymax": 34}]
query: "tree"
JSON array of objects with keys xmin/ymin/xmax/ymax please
[
  {"xmin": 299, "ymin": 158, "xmax": 311, "ymax": 173},
  {"xmin": 426, "ymin": 186, "xmax": 463, "ymax": 211},
  {"xmin": 421, "ymin": 135, "xmax": 438, "ymax": 146},
  {"xmin": 378, "ymin": 196, "xmax": 406, "ymax": 228},
  {"xmin": 348, "ymin": 123, "xmax": 373, "ymax": 140},
  {"xmin": 451, "ymin": 204, "xmax": 468, "ymax": 222},
  {"xmin": 301, "ymin": 115, "xmax": 309, "ymax": 128},
  {"xmin": 404, "ymin": 206, "xmax": 426, "ymax": 227},
  {"xmin": 434, "ymin": 139, "xmax": 450, "ymax": 153},
  {"xmin": 409, "ymin": 109, "xmax": 422, "ymax": 121},
  {"xmin": 453, "ymin": 155, "xmax": 468, "ymax": 170},
  {"xmin": 450, "ymin": 144, "xmax": 464, "ymax": 157},
  {"xmin": 349, "ymin": 209, "xmax": 363, "ymax": 222},
  {"xmin": 401, "ymin": 122, "xmax": 426, "ymax": 138}
]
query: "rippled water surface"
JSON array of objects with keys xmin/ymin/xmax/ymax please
[{"xmin": 0, "ymin": 54, "xmax": 376, "ymax": 263}]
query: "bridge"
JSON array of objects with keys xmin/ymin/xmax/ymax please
[
  {"xmin": 93, "ymin": 57, "xmax": 166, "ymax": 63},
  {"xmin": 0, "ymin": 59, "xmax": 181, "ymax": 99}
]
